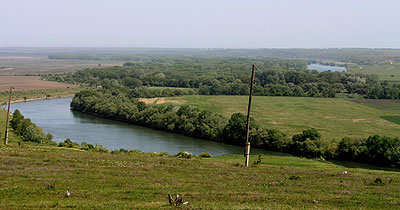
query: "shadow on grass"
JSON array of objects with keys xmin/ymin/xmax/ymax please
[
  {"xmin": 328, "ymin": 159, "xmax": 400, "ymax": 172},
  {"xmin": 380, "ymin": 116, "xmax": 400, "ymax": 125}
]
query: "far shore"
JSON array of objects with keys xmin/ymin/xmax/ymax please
[{"xmin": 1, "ymin": 94, "xmax": 75, "ymax": 106}]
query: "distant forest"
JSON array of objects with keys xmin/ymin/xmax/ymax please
[
  {"xmin": 43, "ymin": 57, "xmax": 400, "ymax": 99},
  {"xmin": 47, "ymin": 48, "xmax": 400, "ymax": 65}
]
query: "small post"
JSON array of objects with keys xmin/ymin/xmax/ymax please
[
  {"xmin": 4, "ymin": 86, "xmax": 12, "ymax": 145},
  {"xmin": 244, "ymin": 64, "xmax": 256, "ymax": 167}
]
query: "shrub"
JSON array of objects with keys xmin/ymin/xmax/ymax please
[
  {"xmin": 253, "ymin": 154, "xmax": 263, "ymax": 165},
  {"xmin": 23, "ymin": 126, "xmax": 46, "ymax": 143},
  {"xmin": 364, "ymin": 135, "xmax": 400, "ymax": 167},
  {"xmin": 176, "ymin": 151, "xmax": 194, "ymax": 159},
  {"xmin": 80, "ymin": 142, "xmax": 95, "ymax": 151},
  {"xmin": 336, "ymin": 137, "xmax": 367, "ymax": 160},
  {"xmin": 58, "ymin": 139, "xmax": 80, "ymax": 149},
  {"xmin": 198, "ymin": 152, "xmax": 211, "ymax": 158},
  {"xmin": 290, "ymin": 128, "xmax": 325, "ymax": 158}
]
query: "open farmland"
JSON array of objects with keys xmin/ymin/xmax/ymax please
[
  {"xmin": 150, "ymin": 95, "xmax": 400, "ymax": 140},
  {"xmin": 0, "ymin": 76, "xmax": 77, "ymax": 91},
  {"xmin": 0, "ymin": 55, "xmax": 122, "ymax": 75}
]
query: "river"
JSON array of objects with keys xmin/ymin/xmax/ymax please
[
  {"xmin": 307, "ymin": 63, "xmax": 347, "ymax": 72},
  {"xmin": 3, "ymin": 97, "xmax": 268, "ymax": 156}
]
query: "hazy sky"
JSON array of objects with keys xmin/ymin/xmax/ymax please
[{"xmin": 1, "ymin": 0, "xmax": 399, "ymax": 48}]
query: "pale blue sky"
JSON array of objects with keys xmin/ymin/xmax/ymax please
[{"xmin": 1, "ymin": 0, "xmax": 399, "ymax": 48}]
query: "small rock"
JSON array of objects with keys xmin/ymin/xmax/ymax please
[{"xmin": 65, "ymin": 190, "xmax": 70, "ymax": 198}]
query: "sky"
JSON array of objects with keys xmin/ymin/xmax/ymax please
[{"xmin": 1, "ymin": 0, "xmax": 400, "ymax": 48}]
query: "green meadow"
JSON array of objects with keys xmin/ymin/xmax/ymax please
[
  {"xmin": 163, "ymin": 95, "xmax": 400, "ymax": 140},
  {"xmin": 0, "ymin": 141, "xmax": 399, "ymax": 209},
  {"xmin": 348, "ymin": 64, "xmax": 400, "ymax": 82}
]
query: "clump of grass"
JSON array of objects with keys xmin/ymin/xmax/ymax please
[
  {"xmin": 253, "ymin": 154, "xmax": 263, "ymax": 165},
  {"xmin": 371, "ymin": 177, "xmax": 385, "ymax": 185},
  {"xmin": 289, "ymin": 175, "xmax": 301, "ymax": 180}
]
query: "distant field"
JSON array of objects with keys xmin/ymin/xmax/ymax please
[
  {"xmin": 0, "ymin": 55, "xmax": 122, "ymax": 75},
  {"xmin": 159, "ymin": 95, "xmax": 400, "ymax": 140},
  {"xmin": 0, "ymin": 76, "xmax": 77, "ymax": 91},
  {"xmin": 348, "ymin": 64, "xmax": 400, "ymax": 81}
]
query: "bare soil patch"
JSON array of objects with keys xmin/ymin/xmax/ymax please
[
  {"xmin": 156, "ymin": 98, "xmax": 185, "ymax": 104},
  {"xmin": 352, "ymin": 118, "xmax": 366, "ymax": 122},
  {"xmin": 0, "ymin": 76, "xmax": 77, "ymax": 91},
  {"xmin": 140, "ymin": 97, "xmax": 185, "ymax": 105}
]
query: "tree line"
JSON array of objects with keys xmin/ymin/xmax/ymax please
[
  {"xmin": 47, "ymin": 48, "xmax": 400, "ymax": 65},
  {"xmin": 71, "ymin": 89, "xmax": 400, "ymax": 168},
  {"xmin": 43, "ymin": 56, "xmax": 400, "ymax": 99},
  {"xmin": 10, "ymin": 109, "xmax": 54, "ymax": 144}
]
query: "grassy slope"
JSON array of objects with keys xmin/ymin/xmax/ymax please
[
  {"xmin": 0, "ymin": 143, "xmax": 399, "ymax": 209},
  {"xmin": 0, "ymin": 88, "xmax": 82, "ymax": 105},
  {"xmin": 164, "ymin": 95, "xmax": 400, "ymax": 140},
  {"xmin": 347, "ymin": 64, "xmax": 400, "ymax": 81}
]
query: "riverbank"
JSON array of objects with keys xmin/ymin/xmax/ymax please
[
  {"xmin": 0, "ymin": 142, "xmax": 399, "ymax": 209},
  {"xmin": 0, "ymin": 87, "xmax": 81, "ymax": 105}
]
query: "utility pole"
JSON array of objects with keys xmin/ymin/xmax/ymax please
[
  {"xmin": 4, "ymin": 86, "xmax": 12, "ymax": 145},
  {"xmin": 244, "ymin": 64, "xmax": 256, "ymax": 167}
]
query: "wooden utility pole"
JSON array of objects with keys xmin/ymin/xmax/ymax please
[
  {"xmin": 4, "ymin": 86, "xmax": 12, "ymax": 145},
  {"xmin": 244, "ymin": 64, "xmax": 256, "ymax": 167}
]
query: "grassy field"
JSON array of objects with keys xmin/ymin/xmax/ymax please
[
  {"xmin": 0, "ymin": 76, "xmax": 77, "ymax": 91},
  {"xmin": 0, "ymin": 141, "xmax": 399, "ymax": 209},
  {"xmin": 158, "ymin": 95, "xmax": 400, "ymax": 140},
  {"xmin": 0, "ymin": 87, "xmax": 82, "ymax": 105},
  {"xmin": 0, "ymin": 55, "xmax": 122, "ymax": 75},
  {"xmin": 347, "ymin": 64, "xmax": 400, "ymax": 81}
]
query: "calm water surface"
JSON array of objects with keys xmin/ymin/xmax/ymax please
[
  {"xmin": 4, "ymin": 97, "xmax": 267, "ymax": 156},
  {"xmin": 307, "ymin": 63, "xmax": 347, "ymax": 72}
]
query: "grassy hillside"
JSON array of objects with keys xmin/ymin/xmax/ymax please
[
  {"xmin": 159, "ymin": 95, "xmax": 400, "ymax": 140},
  {"xmin": 0, "ymin": 143, "xmax": 399, "ymax": 209}
]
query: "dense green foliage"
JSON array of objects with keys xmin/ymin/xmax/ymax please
[
  {"xmin": 336, "ymin": 135, "xmax": 400, "ymax": 168},
  {"xmin": 10, "ymin": 109, "xmax": 54, "ymax": 144},
  {"xmin": 44, "ymin": 57, "xmax": 400, "ymax": 99},
  {"xmin": 71, "ymin": 89, "xmax": 400, "ymax": 168}
]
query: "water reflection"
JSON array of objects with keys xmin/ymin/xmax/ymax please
[{"xmin": 4, "ymin": 97, "xmax": 268, "ymax": 156}]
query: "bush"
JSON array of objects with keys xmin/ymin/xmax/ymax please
[
  {"xmin": 336, "ymin": 137, "xmax": 367, "ymax": 160},
  {"xmin": 198, "ymin": 152, "xmax": 211, "ymax": 158},
  {"xmin": 290, "ymin": 128, "xmax": 325, "ymax": 158},
  {"xmin": 80, "ymin": 142, "xmax": 95, "ymax": 151},
  {"xmin": 23, "ymin": 126, "xmax": 46, "ymax": 143},
  {"xmin": 176, "ymin": 151, "xmax": 194, "ymax": 159},
  {"xmin": 58, "ymin": 139, "xmax": 80, "ymax": 148},
  {"xmin": 364, "ymin": 135, "xmax": 400, "ymax": 167}
]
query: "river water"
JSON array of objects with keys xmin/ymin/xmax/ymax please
[
  {"xmin": 3, "ymin": 97, "xmax": 267, "ymax": 156},
  {"xmin": 307, "ymin": 63, "xmax": 347, "ymax": 72}
]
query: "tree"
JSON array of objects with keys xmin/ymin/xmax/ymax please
[{"xmin": 222, "ymin": 113, "xmax": 259, "ymax": 145}]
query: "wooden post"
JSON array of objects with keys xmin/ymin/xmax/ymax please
[
  {"xmin": 244, "ymin": 64, "xmax": 256, "ymax": 167},
  {"xmin": 4, "ymin": 86, "xmax": 12, "ymax": 145}
]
